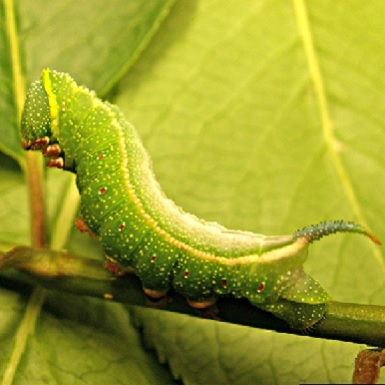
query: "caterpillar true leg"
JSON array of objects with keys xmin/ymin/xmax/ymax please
[{"xmin": 74, "ymin": 218, "xmax": 91, "ymax": 234}]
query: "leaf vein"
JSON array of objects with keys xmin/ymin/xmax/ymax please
[{"xmin": 292, "ymin": 0, "xmax": 384, "ymax": 272}]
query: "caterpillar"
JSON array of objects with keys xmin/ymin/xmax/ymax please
[{"xmin": 20, "ymin": 69, "xmax": 380, "ymax": 329}]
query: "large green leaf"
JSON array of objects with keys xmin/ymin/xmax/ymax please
[
  {"xmin": 1, "ymin": 0, "xmax": 385, "ymax": 384},
  {"xmin": 118, "ymin": 1, "xmax": 385, "ymax": 383},
  {"xmin": 0, "ymin": 1, "xmax": 178, "ymax": 384}
]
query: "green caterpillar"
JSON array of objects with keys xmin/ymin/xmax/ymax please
[{"xmin": 20, "ymin": 69, "xmax": 380, "ymax": 329}]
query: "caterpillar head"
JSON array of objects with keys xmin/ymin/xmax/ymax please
[
  {"xmin": 20, "ymin": 69, "xmax": 78, "ymax": 170},
  {"xmin": 21, "ymin": 80, "xmax": 52, "ymax": 150}
]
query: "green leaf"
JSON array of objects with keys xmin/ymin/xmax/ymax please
[
  {"xmin": 0, "ymin": 290, "xmax": 175, "ymax": 385},
  {"xmin": 131, "ymin": 307, "xmax": 367, "ymax": 385},
  {"xmin": 0, "ymin": 0, "xmax": 24, "ymax": 160},
  {"xmin": 0, "ymin": 0, "xmax": 176, "ymax": 159},
  {"xmin": 19, "ymin": 0, "xmax": 177, "ymax": 94},
  {"xmin": 0, "ymin": 1, "xmax": 178, "ymax": 384},
  {"xmin": 118, "ymin": 0, "xmax": 385, "ymax": 383},
  {"xmin": 0, "ymin": 154, "xmax": 30, "ymax": 245},
  {"xmin": 1, "ymin": 0, "xmax": 385, "ymax": 384}
]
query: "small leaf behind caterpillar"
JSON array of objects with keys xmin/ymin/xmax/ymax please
[{"xmin": 20, "ymin": 69, "xmax": 380, "ymax": 329}]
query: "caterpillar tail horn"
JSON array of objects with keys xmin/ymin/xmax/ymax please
[{"xmin": 293, "ymin": 220, "xmax": 381, "ymax": 245}]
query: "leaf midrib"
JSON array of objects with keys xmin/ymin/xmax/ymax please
[{"xmin": 292, "ymin": 0, "xmax": 384, "ymax": 273}]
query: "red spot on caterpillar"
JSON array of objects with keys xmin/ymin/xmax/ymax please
[
  {"xmin": 150, "ymin": 255, "xmax": 157, "ymax": 263},
  {"xmin": 221, "ymin": 278, "xmax": 228, "ymax": 289},
  {"xmin": 184, "ymin": 270, "xmax": 189, "ymax": 279},
  {"xmin": 97, "ymin": 154, "xmax": 106, "ymax": 160},
  {"xmin": 104, "ymin": 260, "xmax": 126, "ymax": 276},
  {"xmin": 118, "ymin": 223, "xmax": 126, "ymax": 231},
  {"xmin": 98, "ymin": 187, "xmax": 107, "ymax": 195},
  {"xmin": 257, "ymin": 282, "xmax": 265, "ymax": 293},
  {"xmin": 61, "ymin": 101, "xmax": 67, "ymax": 111}
]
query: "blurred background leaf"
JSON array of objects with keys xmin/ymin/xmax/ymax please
[{"xmin": 0, "ymin": 0, "xmax": 384, "ymax": 384}]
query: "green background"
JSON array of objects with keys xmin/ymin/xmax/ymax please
[{"xmin": 0, "ymin": 0, "xmax": 384, "ymax": 384}]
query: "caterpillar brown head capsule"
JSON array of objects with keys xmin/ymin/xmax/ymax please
[{"xmin": 20, "ymin": 69, "xmax": 380, "ymax": 329}]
